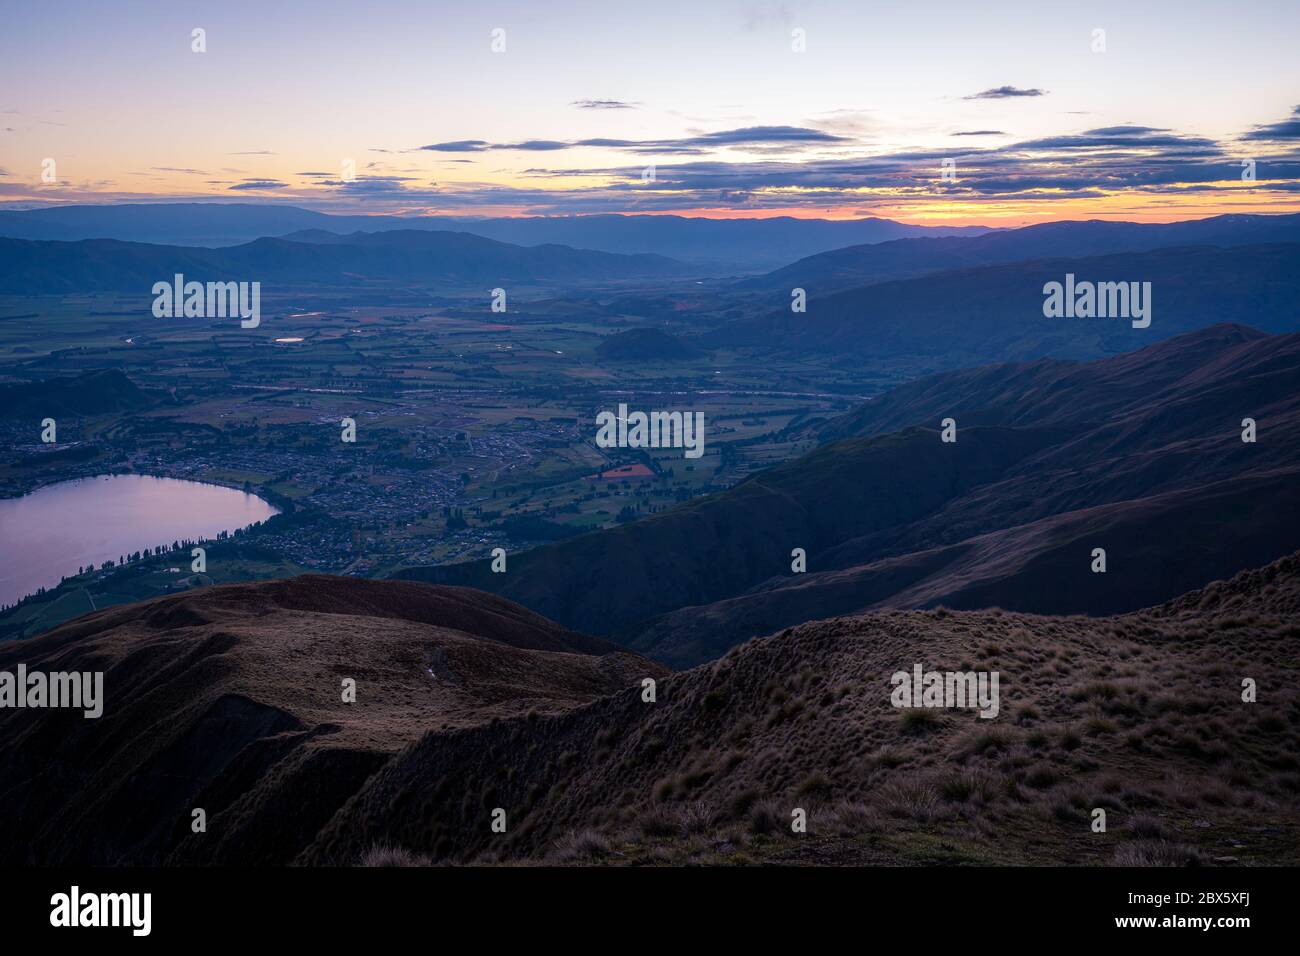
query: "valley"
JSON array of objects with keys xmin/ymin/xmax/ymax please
[{"xmin": 0, "ymin": 280, "xmax": 868, "ymax": 632}]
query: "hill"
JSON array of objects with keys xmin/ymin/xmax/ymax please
[
  {"xmin": 312, "ymin": 551, "xmax": 1300, "ymax": 866},
  {"xmin": 0, "ymin": 230, "xmax": 690, "ymax": 294},
  {"xmin": 5, "ymin": 550, "xmax": 1297, "ymax": 867},
  {"xmin": 0, "ymin": 575, "xmax": 662, "ymax": 865},
  {"xmin": 399, "ymin": 325, "xmax": 1300, "ymax": 666},
  {"xmin": 739, "ymin": 212, "xmax": 1300, "ymax": 293},
  {"xmin": 0, "ymin": 204, "xmax": 992, "ymax": 271},
  {"xmin": 0, "ymin": 368, "xmax": 155, "ymax": 420},
  {"xmin": 704, "ymin": 243, "xmax": 1300, "ymax": 368}
]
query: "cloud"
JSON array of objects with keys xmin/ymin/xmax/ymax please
[
  {"xmin": 417, "ymin": 140, "xmax": 569, "ymax": 152},
  {"xmin": 228, "ymin": 179, "xmax": 288, "ymax": 190},
  {"xmin": 501, "ymin": 140, "xmax": 571, "ymax": 151},
  {"xmin": 1242, "ymin": 105, "xmax": 1300, "ymax": 141},
  {"xmin": 420, "ymin": 140, "xmax": 491, "ymax": 152},
  {"xmin": 1015, "ymin": 126, "xmax": 1218, "ymax": 150},
  {"xmin": 481, "ymin": 119, "xmax": 1300, "ymax": 213},
  {"xmin": 33, "ymin": 109, "xmax": 1298, "ymax": 217},
  {"xmin": 964, "ymin": 86, "xmax": 1047, "ymax": 100},
  {"xmin": 685, "ymin": 126, "xmax": 848, "ymax": 146},
  {"xmin": 324, "ymin": 176, "xmax": 427, "ymax": 196},
  {"xmin": 418, "ymin": 126, "xmax": 851, "ymax": 155},
  {"xmin": 572, "ymin": 99, "xmax": 638, "ymax": 110}
]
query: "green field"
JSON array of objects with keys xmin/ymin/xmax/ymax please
[{"xmin": 0, "ymin": 283, "xmax": 888, "ymax": 632}]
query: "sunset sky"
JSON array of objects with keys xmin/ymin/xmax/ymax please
[{"xmin": 2, "ymin": 0, "xmax": 1298, "ymax": 225}]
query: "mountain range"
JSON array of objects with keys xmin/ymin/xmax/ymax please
[
  {"xmin": 739, "ymin": 213, "xmax": 1300, "ymax": 293},
  {"xmin": 3, "ymin": 550, "xmax": 1296, "ymax": 866},
  {"xmin": 704, "ymin": 243, "xmax": 1300, "ymax": 368},
  {"xmin": 0, "ymin": 204, "xmax": 992, "ymax": 271},
  {"xmin": 400, "ymin": 323, "xmax": 1300, "ymax": 667},
  {"xmin": 0, "ymin": 230, "xmax": 689, "ymax": 294}
]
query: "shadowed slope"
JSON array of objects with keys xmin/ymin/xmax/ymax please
[
  {"xmin": 706, "ymin": 244, "xmax": 1300, "ymax": 366},
  {"xmin": 0, "ymin": 576, "xmax": 661, "ymax": 866},
  {"xmin": 400, "ymin": 326, "xmax": 1300, "ymax": 666},
  {"xmin": 307, "ymin": 552, "xmax": 1300, "ymax": 867},
  {"xmin": 739, "ymin": 213, "xmax": 1300, "ymax": 293},
  {"xmin": 397, "ymin": 426, "xmax": 1060, "ymax": 637}
]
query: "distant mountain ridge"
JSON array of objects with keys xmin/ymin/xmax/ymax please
[
  {"xmin": 739, "ymin": 212, "xmax": 1300, "ymax": 292},
  {"xmin": 705, "ymin": 242, "xmax": 1300, "ymax": 368},
  {"xmin": 0, "ymin": 230, "xmax": 690, "ymax": 294},
  {"xmin": 0, "ymin": 203, "xmax": 993, "ymax": 271}
]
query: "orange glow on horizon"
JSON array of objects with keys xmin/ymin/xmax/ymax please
[{"xmin": 11, "ymin": 180, "xmax": 1298, "ymax": 229}]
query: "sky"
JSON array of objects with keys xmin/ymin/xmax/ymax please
[{"xmin": 2, "ymin": 0, "xmax": 1298, "ymax": 225}]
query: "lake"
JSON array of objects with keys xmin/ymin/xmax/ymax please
[{"xmin": 0, "ymin": 474, "xmax": 279, "ymax": 607}]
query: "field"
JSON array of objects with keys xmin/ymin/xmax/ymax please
[{"xmin": 0, "ymin": 283, "xmax": 881, "ymax": 628}]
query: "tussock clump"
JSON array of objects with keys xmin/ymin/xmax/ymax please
[
  {"xmin": 749, "ymin": 798, "xmax": 785, "ymax": 835},
  {"xmin": 1023, "ymin": 763, "xmax": 1062, "ymax": 789},
  {"xmin": 727, "ymin": 786, "xmax": 762, "ymax": 818},
  {"xmin": 939, "ymin": 770, "xmax": 997, "ymax": 804},
  {"xmin": 1111, "ymin": 840, "xmax": 1204, "ymax": 867},
  {"xmin": 360, "ymin": 845, "xmax": 430, "ymax": 867},
  {"xmin": 796, "ymin": 771, "xmax": 833, "ymax": 797},
  {"xmin": 553, "ymin": 829, "xmax": 612, "ymax": 861},
  {"xmin": 1126, "ymin": 814, "xmax": 1167, "ymax": 839},
  {"xmin": 879, "ymin": 779, "xmax": 944, "ymax": 823},
  {"xmin": 899, "ymin": 708, "xmax": 944, "ymax": 734},
  {"xmin": 637, "ymin": 804, "xmax": 680, "ymax": 838},
  {"xmin": 954, "ymin": 727, "xmax": 1012, "ymax": 759},
  {"xmin": 828, "ymin": 801, "xmax": 881, "ymax": 835},
  {"xmin": 1014, "ymin": 703, "xmax": 1040, "ymax": 724},
  {"xmin": 678, "ymin": 800, "xmax": 714, "ymax": 836}
]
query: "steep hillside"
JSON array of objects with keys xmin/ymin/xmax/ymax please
[
  {"xmin": 0, "ymin": 576, "xmax": 662, "ymax": 865},
  {"xmin": 398, "ymin": 426, "xmax": 1062, "ymax": 637},
  {"xmin": 5, "ymin": 552, "xmax": 1297, "ymax": 867},
  {"xmin": 309, "ymin": 552, "xmax": 1300, "ymax": 867},
  {"xmin": 399, "ymin": 325, "xmax": 1300, "ymax": 665},
  {"xmin": 813, "ymin": 322, "xmax": 1275, "ymax": 441},
  {"xmin": 705, "ymin": 244, "xmax": 1300, "ymax": 367},
  {"xmin": 636, "ymin": 467, "xmax": 1300, "ymax": 664}
]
